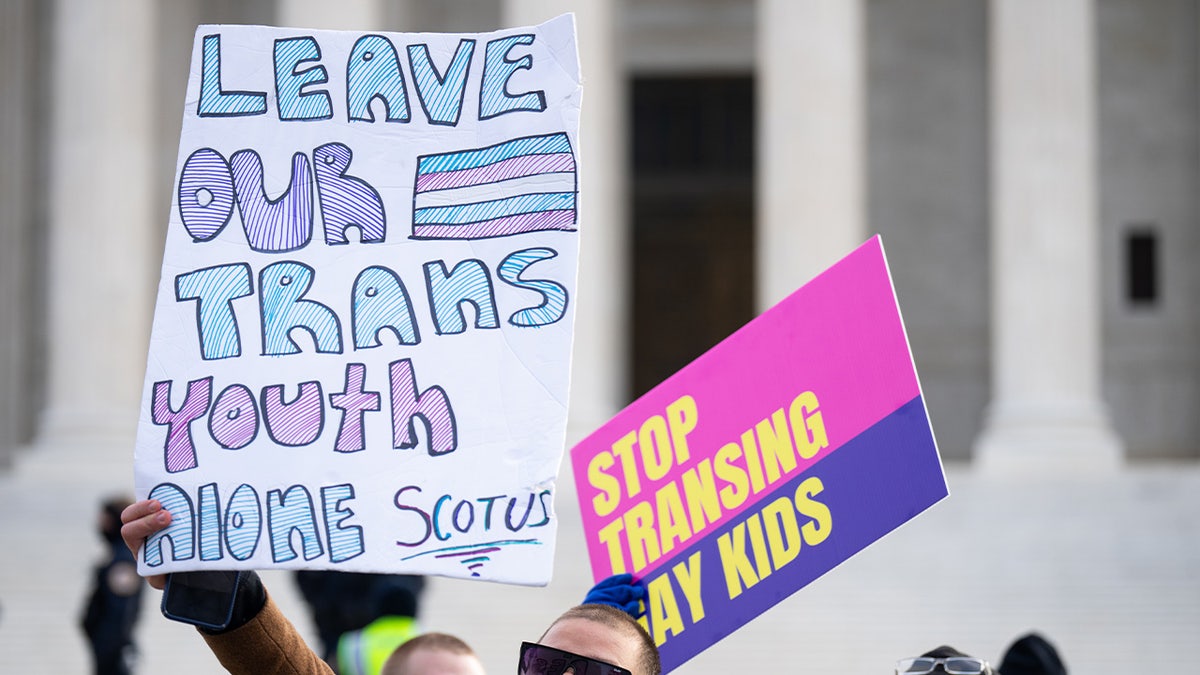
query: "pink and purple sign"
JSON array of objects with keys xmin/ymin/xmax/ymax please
[{"xmin": 569, "ymin": 235, "xmax": 947, "ymax": 672}]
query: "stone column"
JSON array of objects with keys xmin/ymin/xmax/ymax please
[
  {"xmin": 756, "ymin": 0, "xmax": 867, "ymax": 310},
  {"xmin": 975, "ymin": 0, "xmax": 1122, "ymax": 472},
  {"xmin": 37, "ymin": 0, "xmax": 158, "ymax": 452},
  {"xmin": 504, "ymin": 0, "xmax": 629, "ymax": 440},
  {"xmin": 0, "ymin": 0, "xmax": 37, "ymax": 466},
  {"xmin": 277, "ymin": 0, "xmax": 386, "ymax": 30}
]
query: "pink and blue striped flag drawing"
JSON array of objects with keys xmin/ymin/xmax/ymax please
[{"xmin": 411, "ymin": 131, "xmax": 578, "ymax": 240}]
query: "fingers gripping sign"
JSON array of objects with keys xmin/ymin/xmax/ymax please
[{"xmin": 121, "ymin": 499, "xmax": 173, "ymax": 590}]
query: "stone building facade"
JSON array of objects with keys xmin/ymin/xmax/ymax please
[{"xmin": 1, "ymin": 0, "xmax": 1196, "ymax": 469}]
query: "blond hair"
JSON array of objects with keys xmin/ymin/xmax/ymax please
[{"xmin": 381, "ymin": 632, "xmax": 476, "ymax": 675}]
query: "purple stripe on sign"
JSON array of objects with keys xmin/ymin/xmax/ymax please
[
  {"xmin": 416, "ymin": 153, "xmax": 576, "ymax": 193},
  {"xmin": 412, "ymin": 209, "xmax": 576, "ymax": 240},
  {"xmin": 641, "ymin": 395, "xmax": 945, "ymax": 673}
]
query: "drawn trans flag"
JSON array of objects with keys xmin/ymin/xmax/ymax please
[{"xmin": 412, "ymin": 132, "xmax": 578, "ymax": 240}]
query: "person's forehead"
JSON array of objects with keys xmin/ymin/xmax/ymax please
[
  {"xmin": 539, "ymin": 617, "xmax": 640, "ymax": 673},
  {"xmin": 405, "ymin": 648, "xmax": 485, "ymax": 675}
]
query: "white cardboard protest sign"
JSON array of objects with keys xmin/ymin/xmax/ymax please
[{"xmin": 133, "ymin": 15, "xmax": 580, "ymax": 586}]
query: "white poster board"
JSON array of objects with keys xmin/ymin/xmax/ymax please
[{"xmin": 133, "ymin": 15, "xmax": 581, "ymax": 586}]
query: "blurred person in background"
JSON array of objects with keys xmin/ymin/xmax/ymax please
[
  {"xmin": 380, "ymin": 632, "xmax": 484, "ymax": 675},
  {"xmin": 81, "ymin": 495, "xmax": 145, "ymax": 675},
  {"xmin": 295, "ymin": 570, "xmax": 426, "ymax": 670},
  {"xmin": 337, "ymin": 581, "xmax": 423, "ymax": 675},
  {"xmin": 998, "ymin": 632, "xmax": 1067, "ymax": 675}
]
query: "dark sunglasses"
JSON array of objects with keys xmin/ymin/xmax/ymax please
[{"xmin": 518, "ymin": 641, "xmax": 631, "ymax": 675}]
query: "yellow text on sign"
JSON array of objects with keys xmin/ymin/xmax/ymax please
[
  {"xmin": 588, "ymin": 392, "xmax": 828, "ymax": 575},
  {"xmin": 636, "ymin": 475, "xmax": 833, "ymax": 648}
]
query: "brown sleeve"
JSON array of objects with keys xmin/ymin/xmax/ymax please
[{"xmin": 199, "ymin": 593, "xmax": 334, "ymax": 675}]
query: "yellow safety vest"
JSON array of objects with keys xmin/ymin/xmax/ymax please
[{"xmin": 337, "ymin": 615, "xmax": 421, "ymax": 675}]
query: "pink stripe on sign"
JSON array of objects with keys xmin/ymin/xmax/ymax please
[
  {"xmin": 570, "ymin": 236, "xmax": 926, "ymax": 580},
  {"xmin": 412, "ymin": 210, "xmax": 576, "ymax": 240},
  {"xmin": 415, "ymin": 153, "xmax": 576, "ymax": 193}
]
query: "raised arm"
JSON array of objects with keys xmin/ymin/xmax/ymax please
[{"xmin": 119, "ymin": 498, "xmax": 334, "ymax": 675}]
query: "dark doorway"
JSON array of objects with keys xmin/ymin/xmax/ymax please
[{"xmin": 630, "ymin": 76, "xmax": 756, "ymax": 398}]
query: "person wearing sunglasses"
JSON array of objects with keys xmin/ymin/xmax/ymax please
[
  {"xmin": 520, "ymin": 603, "xmax": 660, "ymax": 675},
  {"xmin": 895, "ymin": 645, "xmax": 994, "ymax": 675}
]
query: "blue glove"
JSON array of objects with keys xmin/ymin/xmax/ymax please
[{"xmin": 582, "ymin": 573, "xmax": 646, "ymax": 618}]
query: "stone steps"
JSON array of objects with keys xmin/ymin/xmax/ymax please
[{"xmin": 2, "ymin": 442, "xmax": 1198, "ymax": 674}]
